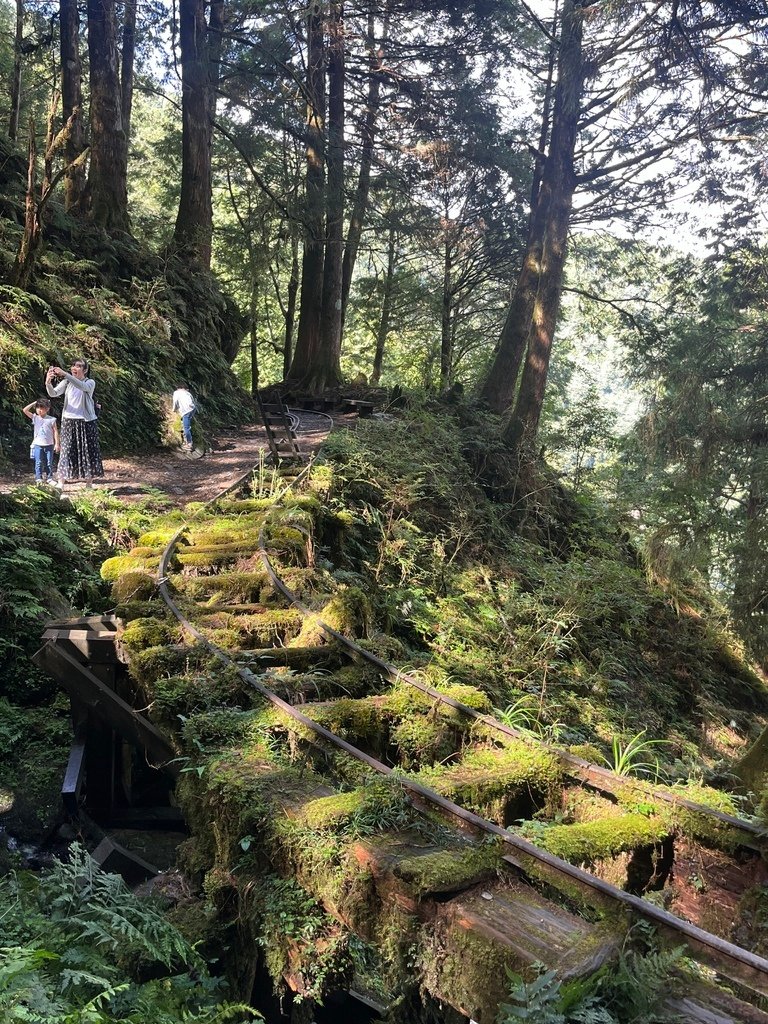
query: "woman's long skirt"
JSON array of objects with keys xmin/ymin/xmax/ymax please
[{"xmin": 58, "ymin": 418, "xmax": 104, "ymax": 480}]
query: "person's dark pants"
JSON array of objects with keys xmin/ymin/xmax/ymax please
[
  {"xmin": 181, "ymin": 411, "xmax": 195, "ymax": 445},
  {"xmin": 32, "ymin": 444, "xmax": 54, "ymax": 480}
]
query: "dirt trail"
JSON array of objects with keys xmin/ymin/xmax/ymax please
[{"xmin": 0, "ymin": 418, "xmax": 339, "ymax": 505}]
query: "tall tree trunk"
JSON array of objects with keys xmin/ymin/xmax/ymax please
[
  {"xmin": 440, "ymin": 228, "xmax": 453, "ymax": 389},
  {"xmin": 173, "ymin": 0, "xmax": 222, "ymax": 268},
  {"xmin": 87, "ymin": 0, "xmax": 129, "ymax": 231},
  {"xmin": 60, "ymin": 0, "xmax": 86, "ymax": 211},
  {"xmin": 121, "ymin": 0, "xmax": 136, "ymax": 140},
  {"xmin": 287, "ymin": 1, "xmax": 325, "ymax": 384},
  {"xmin": 8, "ymin": 0, "xmax": 23, "ymax": 142},
  {"xmin": 340, "ymin": 2, "xmax": 389, "ymax": 325},
  {"xmin": 479, "ymin": 0, "xmax": 577, "ymax": 420},
  {"xmin": 371, "ymin": 221, "xmax": 396, "ymax": 385},
  {"xmin": 284, "ymin": 228, "xmax": 300, "ymax": 379},
  {"xmin": 250, "ymin": 280, "xmax": 259, "ymax": 394},
  {"xmin": 13, "ymin": 119, "xmax": 38, "ymax": 287},
  {"xmin": 503, "ymin": 0, "xmax": 584, "ymax": 455},
  {"xmin": 317, "ymin": 0, "xmax": 345, "ymax": 387}
]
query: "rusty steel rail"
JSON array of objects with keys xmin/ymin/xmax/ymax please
[{"xmin": 153, "ymin": 426, "xmax": 768, "ymax": 1003}]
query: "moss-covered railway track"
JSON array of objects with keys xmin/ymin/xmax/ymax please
[{"xmin": 42, "ymin": 413, "xmax": 768, "ymax": 1022}]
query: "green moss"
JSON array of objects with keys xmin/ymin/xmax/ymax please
[
  {"xmin": 568, "ymin": 743, "xmax": 604, "ymax": 765},
  {"xmin": 137, "ymin": 528, "xmax": 180, "ymax": 548},
  {"xmin": 150, "ymin": 668, "xmax": 256, "ymax": 725},
  {"xmin": 538, "ymin": 813, "xmax": 669, "ymax": 864},
  {"xmin": 174, "ymin": 570, "xmax": 269, "ymax": 602},
  {"xmin": 113, "ymin": 600, "xmax": 164, "ymax": 621},
  {"xmin": 305, "ymin": 698, "xmax": 383, "ymax": 747},
  {"xmin": 418, "ymin": 740, "xmax": 563, "ymax": 819},
  {"xmin": 263, "ymin": 525, "xmax": 308, "ymax": 561},
  {"xmin": 129, "ymin": 643, "xmax": 211, "ymax": 685},
  {"xmin": 120, "ymin": 616, "xmax": 176, "ymax": 652},
  {"xmin": 394, "ymin": 840, "xmax": 501, "ymax": 897},
  {"xmin": 177, "ymin": 541, "xmax": 260, "ymax": 569},
  {"xmin": 381, "ymin": 684, "xmax": 432, "ymax": 718},
  {"xmin": 613, "ymin": 780, "xmax": 746, "ymax": 851},
  {"xmin": 197, "ymin": 609, "xmax": 303, "ymax": 648},
  {"xmin": 435, "ymin": 682, "xmax": 492, "ymax": 714},
  {"xmin": 215, "ymin": 497, "xmax": 278, "ymax": 513},
  {"xmin": 110, "ymin": 570, "xmax": 157, "ymax": 603},
  {"xmin": 296, "ymin": 790, "xmax": 366, "ymax": 830},
  {"xmin": 101, "ymin": 554, "xmax": 160, "ymax": 582},
  {"xmin": 391, "ymin": 716, "xmax": 454, "ymax": 768}
]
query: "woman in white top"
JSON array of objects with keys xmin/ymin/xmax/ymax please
[{"xmin": 46, "ymin": 358, "xmax": 104, "ymax": 486}]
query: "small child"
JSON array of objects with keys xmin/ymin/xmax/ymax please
[
  {"xmin": 23, "ymin": 397, "xmax": 60, "ymax": 483},
  {"xmin": 172, "ymin": 385, "xmax": 197, "ymax": 450}
]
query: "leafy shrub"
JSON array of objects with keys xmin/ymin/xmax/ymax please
[{"xmin": 0, "ymin": 844, "xmax": 258, "ymax": 1022}]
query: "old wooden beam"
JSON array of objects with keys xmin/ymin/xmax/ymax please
[{"xmin": 33, "ymin": 641, "xmax": 178, "ymax": 777}]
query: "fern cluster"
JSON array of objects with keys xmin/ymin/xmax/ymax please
[
  {"xmin": 496, "ymin": 932, "xmax": 688, "ymax": 1024},
  {"xmin": 0, "ymin": 844, "xmax": 258, "ymax": 1023}
]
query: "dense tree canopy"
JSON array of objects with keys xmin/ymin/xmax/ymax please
[{"xmin": 0, "ymin": 0, "xmax": 767, "ymax": 653}]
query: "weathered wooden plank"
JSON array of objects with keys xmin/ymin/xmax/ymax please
[
  {"xmin": 61, "ymin": 724, "xmax": 87, "ymax": 815},
  {"xmin": 92, "ymin": 836, "xmax": 159, "ymax": 882},
  {"xmin": 42, "ymin": 628, "xmax": 120, "ymax": 664},
  {"xmin": 45, "ymin": 614, "xmax": 119, "ymax": 632},
  {"xmin": 665, "ymin": 981, "xmax": 768, "ymax": 1023},
  {"xmin": 423, "ymin": 879, "xmax": 619, "ymax": 1024},
  {"xmin": 33, "ymin": 642, "xmax": 178, "ymax": 776}
]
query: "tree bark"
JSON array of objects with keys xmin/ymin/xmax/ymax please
[
  {"xmin": 317, "ymin": 0, "xmax": 345, "ymax": 386},
  {"xmin": 8, "ymin": 0, "xmax": 23, "ymax": 142},
  {"xmin": 287, "ymin": 1, "xmax": 326, "ymax": 385},
  {"xmin": 503, "ymin": 0, "xmax": 584, "ymax": 455},
  {"xmin": 340, "ymin": 3, "xmax": 389, "ymax": 326},
  {"xmin": 440, "ymin": 226, "xmax": 453, "ymax": 389},
  {"xmin": 284, "ymin": 228, "xmax": 299, "ymax": 379},
  {"xmin": 87, "ymin": 0, "xmax": 129, "ymax": 231},
  {"xmin": 371, "ymin": 221, "xmax": 396, "ymax": 385},
  {"xmin": 250, "ymin": 281, "xmax": 259, "ymax": 395},
  {"xmin": 480, "ymin": 0, "xmax": 581, "ymax": 424},
  {"xmin": 121, "ymin": 0, "xmax": 136, "ymax": 140},
  {"xmin": 60, "ymin": 0, "xmax": 86, "ymax": 211},
  {"xmin": 172, "ymin": 0, "xmax": 222, "ymax": 268},
  {"xmin": 13, "ymin": 119, "xmax": 38, "ymax": 287}
]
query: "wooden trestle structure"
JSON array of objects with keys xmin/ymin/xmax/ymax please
[{"xmin": 33, "ymin": 616, "xmax": 184, "ymax": 880}]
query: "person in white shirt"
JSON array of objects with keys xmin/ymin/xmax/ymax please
[
  {"xmin": 46, "ymin": 358, "xmax": 104, "ymax": 488},
  {"xmin": 172, "ymin": 386, "xmax": 197, "ymax": 450},
  {"xmin": 22, "ymin": 397, "xmax": 60, "ymax": 483}
]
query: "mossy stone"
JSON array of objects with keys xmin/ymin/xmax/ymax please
[
  {"xmin": 110, "ymin": 570, "xmax": 157, "ymax": 603},
  {"xmin": 539, "ymin": 813, "xmax": 669, "ymax": 863},
  {"xmin": 121, "ymin": 616, "xmax": 175, "ymax": 652}
]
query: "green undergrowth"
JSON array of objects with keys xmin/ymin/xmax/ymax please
[
  {"xmin": 0, "ymin": 487, "xmax": 170, "ymax": 846},
  {"xmin": 0, "ymin": 132, "xmax": 249, "ymax": 461},
  {"xmin": 0, "ymin": 843, "xmax": 255, "ymax": 1022},
  {"xmin": 315, "ymin": 408, "xmax": 767, "ymax": 778}
]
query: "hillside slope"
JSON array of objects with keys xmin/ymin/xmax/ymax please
[{"xmin": 0, "ymin": 135, "xmax": 251, "ymax": 463}]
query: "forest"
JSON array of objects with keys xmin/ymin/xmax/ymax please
[{"xmin": 0, "ymin": 0, "xmax": 768, "ymax": 1021}]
